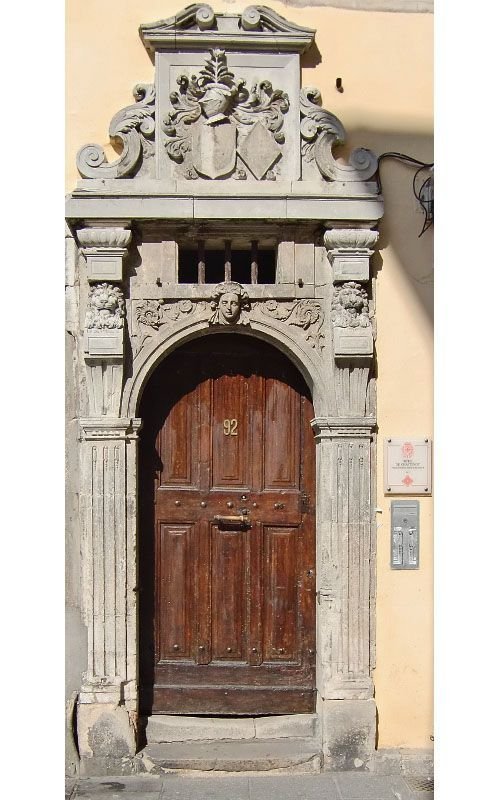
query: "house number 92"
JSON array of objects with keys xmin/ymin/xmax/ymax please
[{"xmin": 223, "ymin": 419, "xmax": 238, "ymax": 436}]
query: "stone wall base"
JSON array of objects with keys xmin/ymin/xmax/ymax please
[
  {"xmin": 77, "ymin": 702, "xmax": 137, "ymax": 777},
  {"xmin": 372, "ymin": 747, "xmax": 434, "ymax": 778},
  {"xmin": 321, "ymin": 698, "xmax": 377, "ymax": 771},
  {"xmin": 71, "ymin": 697, "xmax": 433, "ymax": 779}
]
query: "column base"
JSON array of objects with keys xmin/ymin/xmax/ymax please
[
  {"xmin": 321, "ymin": 697, "xmax": 376, "ymax": 772},
  {"xmin": 77, "ymin": 700, "xmax": 137, "ymax": 777}
]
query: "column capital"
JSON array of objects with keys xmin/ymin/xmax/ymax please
[
  {"xmin": 323, "ymin": 226, "xmax": 379, "ymax": 253},
  {"xmin": 76, "ymin": 223, "xmax": 132, "ymax": 281},
  {"xmin": 311, "ymin": 416, "xmax": 376, "ymax": 439},
  {"xmin": 79, "ymin": 417, "xmax": 142, "ymax": 441},
  {"xmin": 323, "ymin": 227, "xmax": 379, "ymax": 283}
]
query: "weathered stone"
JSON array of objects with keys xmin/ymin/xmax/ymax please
[
  {"xmin": 77, "ymin": 775, "xmax": 162, "ymax": 794},
  {"xmin": 400, "ymin": 748, "xmax": 434, "ymax": 779},
  {"xmin": 370, "ymin": 747, "xmax": 402, "ymax": 775},
  {"xmin": 322, "ymin": 699, "xmax": 377, "ymax": 772},
  {"xmin": 77, "ymin": 704, "xmax": 136, "ymax": 759},
  {"xmin": 254, "ymin": 713, "xmax": 318, "ymax": 740},
  {"xmin": 249, "ymin": 774, "xmax": 342, "ymax": 800},
  {"xmin": 335, "ymin": 772, "xmax": 414, "ymax": 800},
  {"xmin": 146, "ymin": 715, "xmax": 255, "ymax": 743},
  {"xmin": 159, "ymin": 774, "xmax": 250, "ymax": 800},
  {"xmin": 141, "ymin": 739, "xmax": 321, "ymax": 772}
]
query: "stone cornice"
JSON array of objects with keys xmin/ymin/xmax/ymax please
[
  {"xmin": 311, "ymin": 416, "xmax": 376, "ymax": 439},
  {"xmin": 80, "ymin": 418, "xmax": 142, "ymax": 441},
  {"xmin": 65, "ymin": 192, "xmax": 384, "ymax": 223},
  {"xmin": 140, "ymin": 5, "xmax": 316, "ymax": 55}
]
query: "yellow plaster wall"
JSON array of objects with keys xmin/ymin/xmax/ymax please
[{"xmin": 66, "ymin": 0, "xmax": 433, "ymax": 750}]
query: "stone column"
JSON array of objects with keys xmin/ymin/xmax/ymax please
[
  {"xmin": 317, "ymin": 224, "xmax": 379, "ymax": 771},
  {"xmin": 313, "ymin": 418, "xmax": 376, "ymax": 770},
  {"xmin": 75, "ymin": 223, "xmax": 143, "ymax": 775},
  {"xmin": 77, "ymin": 418, "xmax": 141, "ymax": 776}
]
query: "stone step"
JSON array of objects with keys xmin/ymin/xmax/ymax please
[
  {"xmin": 145, "ymin": 713, "xmax": 319, "ymax": 743},
  {"xmin": 139, "ymin": 738, "xmax": 322, "ymax": 773}
]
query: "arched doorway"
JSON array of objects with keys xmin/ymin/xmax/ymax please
[{"xmin": 138, "ymin": 333, "xmax": 316, "ymax": 716}]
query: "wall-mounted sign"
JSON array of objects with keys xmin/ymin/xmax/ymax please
[
  {"xmin": 384, "ymin": 438, "xmax": 432, "ymax": 495},
  {"xmin": 391, "ymin": 500, "xmax": 419, "ymax": 569}
]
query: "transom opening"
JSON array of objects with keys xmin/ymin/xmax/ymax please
[{"xmin": 178, "ymin": 240, "xmax": 276, "ymax": 285}]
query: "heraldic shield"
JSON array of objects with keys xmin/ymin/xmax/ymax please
[{"xmin": 192, "ymin": 119, "xmax": 237, "ymax": 179}]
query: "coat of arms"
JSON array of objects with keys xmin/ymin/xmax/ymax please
[{"xmin": 162, "ymin": 49, "xmax": 289, "ymax": 180}]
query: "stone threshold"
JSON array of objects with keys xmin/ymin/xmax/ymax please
[
  {"xmin": 143, "ymin": 712, "xmax": 319, "ymax": 743},
  {"xmin": 137, "ymin": 738, "xmax": 322, "ymax": 774}
]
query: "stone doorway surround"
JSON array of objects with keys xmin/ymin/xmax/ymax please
[{"xmin": 65, "ymin": 5, "xmax": 384, "ymax": 776}]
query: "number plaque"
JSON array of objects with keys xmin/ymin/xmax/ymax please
[{"xmin": 223, "ymin": 419, "xmax": 238, "ymax": 436}]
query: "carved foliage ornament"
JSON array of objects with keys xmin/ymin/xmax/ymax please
[
  {"xmin": 86, "ymin": 284, "xmax": 125, "ymax": 329},
  {"xmin": 163, "ymin": 49, "xmax": 289, "ymax": 180},
  {"xmin": 77, "ymin": 84, "xmax": 155, "ymax": 179},
  {"xmin": 132, "ymin": 287, "xmax": 325, "ymax": 356},
  {"xmin": 135, "ymin": 298, "xmax": 204, "ymax": 353},
  {"xmin": 258, "ymin": 299, "xmax": 325, "ymax": 350},
  {"xmin": 332, "ymin": 283, "xmax": 370, "ymax": 329},
  {"xmin": 300, "ymin": 88, "xmax": 378, "ymax": 183}
]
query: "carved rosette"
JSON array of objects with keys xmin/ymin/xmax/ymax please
[
  {"xmin": 162, "ymin": 49, "xmax": 289, "ymax": 180},
  {"xmin": 300, "ymin": 87, "xmax": 378, "ymax": 183},
  {"xmin": 77, "ymin": 84, "xmax": 155, "ymax": 179}
]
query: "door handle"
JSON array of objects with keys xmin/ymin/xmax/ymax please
[{"xmin": 213, "ymin": 514, "xmax": 252, "ymax": 529}]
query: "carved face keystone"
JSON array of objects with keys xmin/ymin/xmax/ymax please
[{"xmin": 219, "ymin": 292, "xmax": 240, "ymax": 324}]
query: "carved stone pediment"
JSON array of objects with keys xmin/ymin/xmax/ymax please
[
  {"xmin": 72, "ymin": 5, "xmax": 380, "ymax": 197},
  {"xmin": 140, "ymin": 5, "xmax": 316, "ymax": 54}
]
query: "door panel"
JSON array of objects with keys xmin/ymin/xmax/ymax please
[
  {"xmin": 264, "ymin": 380, "xmax": 300, "ymax": 489},
  {"xmin": 157, "ymin": 524, "xmax": 193, "ymax": 661},
  {"xmin": 262, "ymin": 527, "xmax": 299, "ymax": 663},
  {"xmin": 139, "ymin": 334, "xmax": 316, "ymax": 715},
  {"xmin": 211, "ymin": 525, "xmax": 247, "ymax": 661}
]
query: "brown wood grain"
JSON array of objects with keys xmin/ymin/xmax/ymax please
[{"xmin": 139, "ymin": 335, "xmax": 316, "ymax": 715}]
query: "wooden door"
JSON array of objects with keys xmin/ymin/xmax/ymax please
[{"xmin": 139, "ymin": 335, "xmax": 316, "ymax": 715}]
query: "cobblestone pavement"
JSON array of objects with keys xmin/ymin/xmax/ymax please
[{"xmin": 66, "ymin": 772, "xmax": 434, "ymax": 800}]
